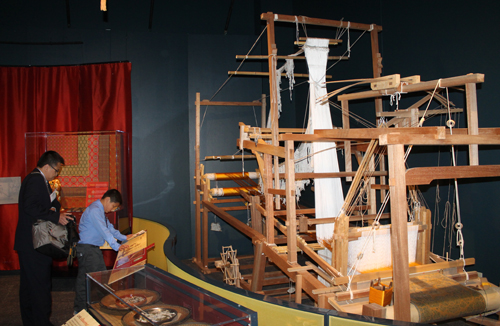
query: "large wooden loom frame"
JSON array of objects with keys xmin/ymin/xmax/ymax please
[{"xmin": 192, "ymin": 12, "xmax": 500, "ymax": 323}]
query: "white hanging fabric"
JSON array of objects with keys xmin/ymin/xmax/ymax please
[{"xmin": 301, "ymin": 38, "xmax": 344, "ymax": 272}]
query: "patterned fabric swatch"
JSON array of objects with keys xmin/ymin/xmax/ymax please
[{"xmin": 410, "ymin": 272, "xmax": 485, "ymax": 323}]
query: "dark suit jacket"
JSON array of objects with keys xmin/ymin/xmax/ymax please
[{"xmin": 14, "ymin": 169, "xmax": 61, "ymax": 252}]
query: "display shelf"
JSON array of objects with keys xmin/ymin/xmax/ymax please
[
  {"xmin": 25, "ymin": 130, "xmax": 132, "ymax": 232},
  {"xmin": 86, "ymin": 264, "xmax": 257, "ymax": 326}
]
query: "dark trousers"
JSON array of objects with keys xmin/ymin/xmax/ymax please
[
  {"xmin": 18, "ymin": 249, "xmax": 53, "ymax": 326},
  {"xmin": 74, "ymin": 244, "xmax": 107, "ymax": 313}
]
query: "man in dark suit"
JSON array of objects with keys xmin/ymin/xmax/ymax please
[{"xmin": 14, "ymin": 151, "xmax": 74, "ymax": 326}]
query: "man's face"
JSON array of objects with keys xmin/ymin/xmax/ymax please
[
  {"xmin": 46, "ymin": 162, "xmax": 62, "ymax": 181},
  {"xmin": 103, "ymin": 197, "xmax": 120, "ymax": 213}
]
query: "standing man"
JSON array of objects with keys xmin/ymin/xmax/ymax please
[
  {"xmin": 73, "ymin": 189, "xmax": 134, "ymax": 314},
  {"xmin": 14, "ymin": 150, "xmax": 74, "ymax": 326}
]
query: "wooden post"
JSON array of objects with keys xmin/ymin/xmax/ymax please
[
  {"xmin": 379, "ymin": 156, "xmax": 386, "ymax": 203},
  {"xmin": 295, "ymin": 274, "xmax": 303, "ymax": 304},
  {"xmin": 261, "ymin": 94, "xmax": 267, "ymax": 128},
  {"xmin": 370, "ymin": 29, "xmax": 383, "ymax": 118},
  {"xmin": 195, "ymin": 188, "xmax": 202, "ymax": 264},
  {"xmin": 285, "ymin": 140, "xmax": 297, "ymax": 264},
  {"xmin": 387, "ymin": 144, "xmax": 411, "ymax": 322},
  {"xmin": 342, "ymin": 100, "xmax": 352, "ymax": 181},
  {"xmin": 466, "ymin": 83, "xmax": 479, "ymax": 165},
  {"xmin": 410, "ymin": 108, "xmax": 419, "ymax": 128},
  {"xmin": 251, "ymin": 241, "xmax": 267, "ymax": 292},
  {"xmin": 250, "ymin": 195, "xmax": 262, "ymax": 233},
  {"xmin": 195, "ymin": 92, "xmax": 202, "ymax": 264},
  {"xmin": 263, "ymin": 13, "xmax": 281, "ymax": 210},
  {"xmin": 369, "ymin": 155, "xmax": 377, "ymax": 215},
  {"xmin": 415, "ymin": 207, "xmax": 431, "ymax": 265},
  {"xmin": 195, "ymin": 92, "xmax": 201, "ymax": 187},
  {"xmin": 264, "ymin": 153, "xmax": 275, "ymax": 244},
  {"xmin": 202, "ymin": 180, "xmax": 209, "ymax": 268}
]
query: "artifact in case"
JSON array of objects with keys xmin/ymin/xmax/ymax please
[{"xmin": 86, "ymin": 264, "xmax": 257, "ymax": 325}]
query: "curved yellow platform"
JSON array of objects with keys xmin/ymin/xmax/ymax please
[{"xmin": 134, "ymin": 217, "xmax": 390, "ymax": 326}]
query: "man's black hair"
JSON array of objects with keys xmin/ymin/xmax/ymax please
[
  {"xmin": 102, "ymin": 189, "xmax": 123, "ymax": 205},
  {"xmin": 37, "ymin": 150, "xmax": 65, "ymax": 168}
]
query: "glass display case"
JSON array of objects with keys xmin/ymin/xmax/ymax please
[
  {"xmin": 86, "ymin": 264, "xmax": 257, "ymax": 326},
  {"xmin": 25, "ymin": 131, "xmax": 132, "ymax": 233}
]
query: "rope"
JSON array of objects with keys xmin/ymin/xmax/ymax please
[
  {"xmin": 418, "ymin": 79, "xmax": 442, "ymax": 127},
  {"xmin": 208, "ymin": 25, "xmax": 268, "ymax": 103}
]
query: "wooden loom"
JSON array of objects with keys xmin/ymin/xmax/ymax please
[{"xmin": 192, "ymin": 12, "xmax": 500, "ymax": 324}]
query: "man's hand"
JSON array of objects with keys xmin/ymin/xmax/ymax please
[
  {"xmin": 126, "ymin": 233, "xmax": 136, "ymax": 240},
  {"xmin": 58, "ymin": 212, "xmax": 74, "ymax": 225}
]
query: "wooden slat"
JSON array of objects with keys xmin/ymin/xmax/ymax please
[
  {"xmin": 236, "ymin": 55, "xmax": 347, "ymax": 60},
  {"xmin": 205, "ymin": 155, "xmax": 255, "ymax": 161},
  {"xmin": 274, "ymin": 208, "xmax": 316, "ymax": 216},
  {"xmin": 379, "ymin": 133, "xmax": 500, "ymax": 146},
  {"xmin": 371, "ymin": 184, "xmax": 390, "ymax": 190},
  {"xmin": 203, "ymin": 201, "xmax": 265, "ymax": 241},
  {"xmin": 337, "ymin": 73, "xmax": 484, "ymax": 101},
  {"xmin": 229, "ymin": 71, "xmax": 332, "ymax": 79},
  {"xmin": 245, "ymin": 126, "xmax": 306, "ymax": 134},
  {"xmin": 333, "ymin": 258, "xmax": 475, "ymax": 285},
  {"xmin": 376, "ymin": 108, "xmax": 463, "ymax": 118},
  {"xmin": 240, "ymin": 139, "xmax": 285, "ymax": 158},
  {"xmin": 315, "ymin": 126, "xmax": 446, "ymax": 140},
  {"xmin": 406, "ymin": 165, "xmax": 500, "ymax": 185},
  {"xmin": 261, "ymin": 12, "xmax": 382, "ymax": 32},
  {"xmin": 278, "ymin": 171, "xmax": 388, "ymax": 179},
  {"xmin": 199, "ymin": 100, "xmax": 262, "ymax": 106},
  {"xmin": 268, "ymin": 188, "xmax": 287, "ymax": 196}
]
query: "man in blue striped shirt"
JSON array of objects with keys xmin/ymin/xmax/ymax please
[{"xmin": 73, "ymin": 189, "xmax": 134, "ymax": 314}]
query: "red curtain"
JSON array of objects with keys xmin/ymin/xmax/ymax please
[{"xmin": 0, "ymin": 62, "xmax": 132, "ymax": 270}]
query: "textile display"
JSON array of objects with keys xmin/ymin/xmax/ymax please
[
  {"xmin": 0, "ymin": 62, "xmax": 132, "ymax": 270},
  {"xmin": 409, "ymin": 272, "xmax": 486, "ymax": 323}
]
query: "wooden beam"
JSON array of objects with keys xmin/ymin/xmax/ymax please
[
  {"xmin": 379, "ymin": 133, "xmax": 500, "ymax": 146},
  {"xmin": 205, "ymin": 155, "xmax": 256, "ymax": 161},
  {"xmin": 245, "ymin": 126, "xmax": 306, "ymax": 134},
  {"xmin": 261, "ymin": 12, "xmax": 382, "ymax": 32},
  {"xmin": 278, "ymin": 171, "xmax": 388, "ymax": 179},
  {"xmin": 203, "ymin": 200, "xmax": 265, "ymax": 241},
  {"xmin": 337, "ymin": 74, "xmax": 485, "ymax": 101},
  {"xmin": 240, "ymin": 139, "xmax": 285, "ymax": 158},
  {"xmin": 261, "ymin": 244, "xmax": 325, "ymax": 303},
  {"xmin": 376, "ymin": 108, "xmax": 463, "ymax": 118},
  {"xmin": 387, "ymin": 144, "xmax": 411, "ymax": 322},
  {"xmin": 333, "ymin": 258, "xmax": 475, "ymax": 285},
  {"xmin": 274, "ymin": 208, "xmax": 315, "ymax": 216},
  {"xmin": 236, "ymin": 55, "xmax": 347, "ymax": 60},
  {"xmin": 315, "ymin": 126, "xmax": 447, "ymax": 141},
  {"xmin": 268, "ymin": 188, "xmax": 287, "ymax": 196},
  {"xmin": 199, "ymin": 100, "xmax": 262, "ymax": 106},
  {"xmin": 228, "ymin": 71, "xmax": 332, "ymax": 79},
  {"xmin": 406, "ymin": 165, "xmax": 500, "ymax": 185}
]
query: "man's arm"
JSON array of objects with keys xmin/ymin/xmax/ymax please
[
  {"xmin": 107, "ymin": 222, "xmax": 127, "ymax": 242},
  {"xmin": 88, "ymin": 207, "xmax": 123, "ymax": 251},
  {"xmin": 22, "ymin": 176, "xmax": 59, "ymax": 224}
]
